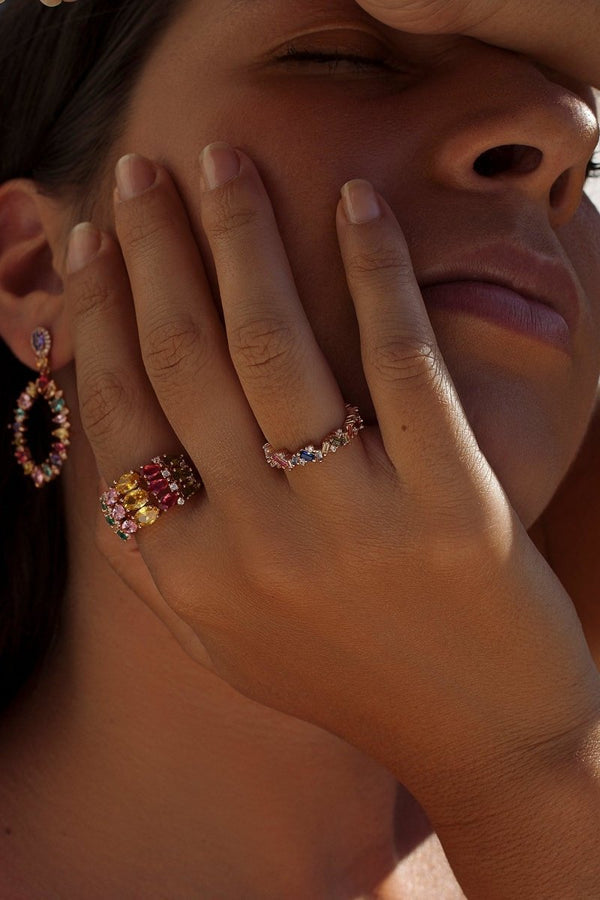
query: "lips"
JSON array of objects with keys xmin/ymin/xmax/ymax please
[
  {"xmin": 417, "ymin": 241, "xmax": 581, "ymax": 335},
  {"xmin": 420, "ymin": 281, "xmax": 572, "ymax": 352}
]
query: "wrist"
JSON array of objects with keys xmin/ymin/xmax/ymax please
[{"xmin": 419, "ymin": 712, "xmax": 600, "ymax": 899}]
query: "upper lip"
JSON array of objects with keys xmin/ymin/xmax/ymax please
[{"xmin": 418, "ymin": 242, "xmax": 581, "ymax": 332}]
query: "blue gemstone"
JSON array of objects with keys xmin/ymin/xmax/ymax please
[
  {"xmin": 300, "ymin": 451, "xmax": 315, "ymax": 462},
  {"xmin": 32, "ymin": 329, "xmax": 46, "ymax": 352},
  {"xmin": 50, "ymin": 453, "xmax": 62, "ymax": 466},
  {"xmin": 52, "ymin": 398, "xmax": 65, "ymax": 412}
]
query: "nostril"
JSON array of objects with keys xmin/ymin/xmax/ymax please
[{"xmin": 473, "ymin": 144, "xmax": 543, "ymax": 177}]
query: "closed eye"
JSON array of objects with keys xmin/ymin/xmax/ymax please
[{"xmin": 276, "ymin": 44, "xmax": 402, "ymax": 74}]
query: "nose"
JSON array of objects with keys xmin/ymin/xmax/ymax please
[{"xmin": 431, "ymin": 56, "xmax": 600, "ymax": 228}]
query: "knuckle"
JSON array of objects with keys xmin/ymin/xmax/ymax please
[
  {"xmin": 230, "ymin": 317, "xmax": 299, "ymax": 382},
  {"xmin": 143, "ymin": 318, "xmax": 200, "ymax": 381},
  {"xmin": 69, "ymin": 278, "xmax": 115, "ymax": 328},
  {"xmin": 79, "ymin": 369, "xmax": 128, "ymax": 444},
  {"xmin": 347, "ymin": 244, "xmax": 413, "ymax": 285},
  {"xmin": 209, "ymin": 200, "xmax": 260, "ymax": 243},
  {"xmin": 121, "ymin": 212, "xmax": 172, "ymax": 256},
  {"xmin": 367, "ymin": 334, "xmax": 440, "ymax": 385}
]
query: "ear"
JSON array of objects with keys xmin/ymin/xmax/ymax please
[{"xmin": 0, "ymin": 179, "xmax": 74, "ymax": 372}]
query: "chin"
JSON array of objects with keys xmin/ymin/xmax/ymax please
[{"xmin": 457, "ymin": 392, "xmax": 573, "ymax": 531}]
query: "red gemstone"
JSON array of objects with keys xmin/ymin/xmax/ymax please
[
  {"xmin": 158, "ymin": 492, "xmax": 178, "ymax": 510},
  {"xmin": 147, "ymin": 477, "xmax": 169, "ymax": 493},
  {"xmin": 38, "ymin": 374, "xmax": 49, "ymax": 389},
  {"xmin": 141, "ymin": 463, "xmax": 162, "ymax": 478}
]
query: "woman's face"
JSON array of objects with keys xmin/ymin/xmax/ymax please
[{"xmin": 92, "ymin": 0, "xmax": 600, "ymax": 528}]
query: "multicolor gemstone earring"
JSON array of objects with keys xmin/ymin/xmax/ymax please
[{"xmin": 8, "ymin": 326, "xmax": 71, "ymax": 487}]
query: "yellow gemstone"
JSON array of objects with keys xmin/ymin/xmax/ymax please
[
  {"xmin": 52, "ymin": 427, "xmax": 70, "ymax": 441},
  {"xmin": 23, "ymin": 461, "xmax": 34, "ymax": 475},
  {"xmin": 115, "ymin": 471, "xmax": 140, "ymax": 494},
  {"xmin": 26, "ymin": 383, "xmax": 37, "ymax": 397},
  {"xmin": 123, "ymin": 488, "xmax": 149, "ymax": 511},
  {"xmin": 135, "ymin": 505, "xmax": 160, "ymax": 527}
]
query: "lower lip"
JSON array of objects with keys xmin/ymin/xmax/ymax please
[{"xmin": 420, "ymin": 281, "xmax": 571, "ymax": 352}]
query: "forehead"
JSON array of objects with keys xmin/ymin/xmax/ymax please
[{"xmin": 216, "ymin": 0, "xmax": 390, "ymax": 27}]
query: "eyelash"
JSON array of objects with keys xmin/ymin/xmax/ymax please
[{"xmin": 278, "ymin": 45, "xmax": 395, "ymax": 73}]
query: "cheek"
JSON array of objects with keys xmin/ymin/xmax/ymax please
[{"xmin": 560, "ymin": 196, "xmax": 600, "ymax": 341}]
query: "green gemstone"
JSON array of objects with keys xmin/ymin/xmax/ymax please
[
  {"xmin": 116, "ymin": 531, "xmax": 128, "ymax": 541},
  {"xmin": 100, "ymin": 502, "xmax": 108, "ymax": 512},
  {"xmin": 105, "ymin": 515, "xmax": 116, "ymax": 526}
]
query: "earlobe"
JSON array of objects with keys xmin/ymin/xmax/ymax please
[{"xmin": 0, "ymin": 178, "xmax": 72, "ymax": 371}]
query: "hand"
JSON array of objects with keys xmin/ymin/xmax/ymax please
[
  {"xmin": 64, "ymin": 144, "xmax": 600, "ymax": 809},
  {"xmin": 353, "ymin": 0, "xmax": 600, "ymax": 89},
  {"xmin": 351, "ymin": 0, "xmax": 505, "ymax": 35}
]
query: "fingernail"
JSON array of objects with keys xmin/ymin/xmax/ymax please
[
  {"xmin": 199, "ymin": 142, "xmax": 241, "ymax": 191},
  {"xmin": 341, "ymin": 180, "xmax": 381, "ymax": 224},
  {"xmin": 115, "ymin": 153, "xmax": 157, "ymax": 201},
  {"xmin": 66, "ymin": 222, "xmax": 102, "ymax": 275}
]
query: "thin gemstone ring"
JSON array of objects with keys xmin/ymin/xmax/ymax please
[{"xmin": 263, "ymin": 404, "xmax": 364, "ymax": 471}]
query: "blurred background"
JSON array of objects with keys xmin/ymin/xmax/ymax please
[
  {"xmin": 587, "ymin": 88, "xmax": 600, "ymax": 209},
  {"xmin": 588, "ymin": 176, "xmax": 600, "ymax": 209}
]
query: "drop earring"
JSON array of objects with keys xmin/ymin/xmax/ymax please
[{"xmin": 9, "ymin": 326, "xmax": 71, "ymax": 487}]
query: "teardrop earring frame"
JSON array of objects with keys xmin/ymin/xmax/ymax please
[{"xmin": 8, "ymin": 327, "xmax": 71, "ymax": 488}]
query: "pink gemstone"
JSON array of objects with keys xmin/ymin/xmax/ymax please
[
  {"xmin": 121, "ymin": 520, "xmax": 139, "ymax": 534},
  {"xmin": 18, "ymin": 393, "xmax": 32, "ymax": 410},
  {"xmin": 106, "ymin": 488, "xmax": 119, "ymax": 504},
  {"xmin": 52, "ymin": 413, "xmax": 67, "ymax": 424},
  {"xmin": 113, "ymin": 504, "xmax": 127, "ymax": 522},
  {"xmin": 158, "ymin": 492, "xmax": 178, "ymax": 510},
  {"xmin": 141, "ymin": 463, "xmax": 162, "ymax": 478},
  {"xmin": 53, "ymin": 442, "xmax": 67, "ymax": 455},
  {"xmin": 33, "ymin": 468, "xmax": 44, "ymax": 486}
]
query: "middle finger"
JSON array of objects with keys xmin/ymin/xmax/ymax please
[{"xmin": 197, "ymin": 142, "xmax": 370, "ymax": 485}]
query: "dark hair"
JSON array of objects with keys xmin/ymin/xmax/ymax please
[{"xmin": 0, "ymin": 0, "xmax": 189, "ymax": 715}]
